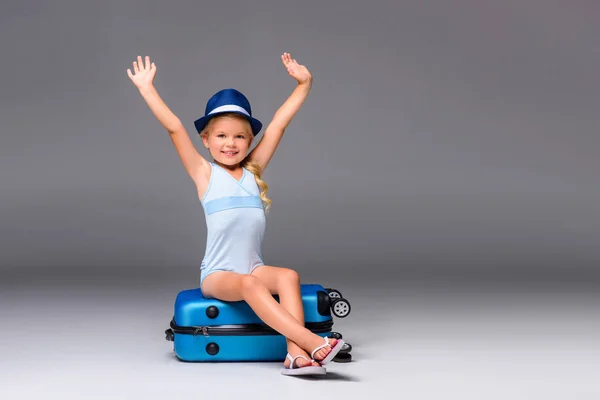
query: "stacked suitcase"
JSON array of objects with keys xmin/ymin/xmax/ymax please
[{"xmin": 165, "ymin": 284, "xmax": 352, "ymax": 362}]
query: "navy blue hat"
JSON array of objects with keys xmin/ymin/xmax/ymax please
[{"xmin": 194, "ymin": 88, "xmax": 263, "ymax": 136}]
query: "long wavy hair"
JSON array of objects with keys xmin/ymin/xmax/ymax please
[{"xmin": 200, "ymin": 113, "xmax": 272, "ymax": 213}]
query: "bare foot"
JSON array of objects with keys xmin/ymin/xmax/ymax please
[{"xmin": 284, "ymin": 341, "xmax": 320, "ymax": 368}]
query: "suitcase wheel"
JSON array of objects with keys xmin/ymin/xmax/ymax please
[
  {"xmin": 165, "ymin": 329, "xmax": 174, "ymax": 342},
  {"xmin": 325, "ymin": 288, "xmax": 343, "ymax": 299},
  {"xmin": 333, "ymin": 352, "xmax": 352, "ymax": 363},
  {"xmin": 330, "ymin": 331, "xmax": 343, "ymax": 340},
  {"xmin": 331, "ymin": 298, "xmax": 351, "ymax": 318},
  {"xmin": 339, "ymin": 342, "xmax": 352, "ymax": 353}
]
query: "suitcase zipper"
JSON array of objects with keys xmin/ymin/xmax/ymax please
[
  {"xmin": 196, "ymin": 327, "xmax": 209, "ymax": 337},
  {"xmin": 170, "ymin": 319, "xmax": 333, "ymax": 337}
]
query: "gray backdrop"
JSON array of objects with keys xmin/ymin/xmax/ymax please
[
  {"xmin": 1, "ymin": 1, "xmax": 600, "ymax": 398},
  {"xmin": 2, "ymin": 0, "xmax": 598, "ymax": 281}
]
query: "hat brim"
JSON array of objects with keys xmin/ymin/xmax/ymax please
[{"xmin": 194, "ymin": 111, "xmax": 262, "ymax": 136}]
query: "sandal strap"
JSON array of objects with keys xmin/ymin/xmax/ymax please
[
  {"xmin": 285, "ymin": 353, "xmax": 310, "ymax": 369},
  {"xmin": 310, "ymin": 337, "xmax": 331, "ymax": 360}
]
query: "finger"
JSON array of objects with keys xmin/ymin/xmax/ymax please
[
  {"xmin": 133, "ymin": 61, "xmax": 139, "ymax": 73},
  {"xmin": 145, "ymin": 56, "xmax": 151, "ymax": 70},
  {"xmin": 127, "ymin": 68, "xmax": 133, "ymax": 79},
  {"xmin": 137, "ymin": 55, "xmax": 144, "ymax": 71}
]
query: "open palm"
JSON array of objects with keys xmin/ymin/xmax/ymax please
[
  {"xmin": 282, "ymin": 53, "xmax": 312, "ymax": 85},
  {"xmin": 127, "ymin": 55, "xmax": 156, "ymax": 89}
]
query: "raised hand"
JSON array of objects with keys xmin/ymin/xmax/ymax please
[
  {"xmin": 127, "ymin": 55, "xmax": 156, "ymax": 90},
  {"xmin": 281, "ymin": 52, "xmax": 312, "ymax": 85}
]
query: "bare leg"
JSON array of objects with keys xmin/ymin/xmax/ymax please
[
  {"xmin": 251, "ymin": 266, "xmax": 320, "ymax": 367},
  {"xmin": 201, "ymin": 270, "xmax": 337, "ymax": 362}
]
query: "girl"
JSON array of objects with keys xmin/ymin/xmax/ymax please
[{"xmin": 127, "ymin": 53, "xmax": 344, "ymax": 376}]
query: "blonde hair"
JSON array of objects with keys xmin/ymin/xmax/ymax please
[
  {"xmin": 200, "ymin": 113, "xmax": 272, "ymax": 213},
  {"xmin": 242, "ymin": 157, "xmax": 272, "ymax": 213}
]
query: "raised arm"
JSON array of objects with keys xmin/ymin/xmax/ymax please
[
  {"xmin": 127, "ymin": 56, "xmax": 208, "ymax": 183},
  {"xmin": 247, "ymin": 53, "xmax": 312, "ymax": 171}
]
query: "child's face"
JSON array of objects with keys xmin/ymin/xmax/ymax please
[{"xmin": 202, "ymin": 115, "xmax": 253, "ymax": 166}]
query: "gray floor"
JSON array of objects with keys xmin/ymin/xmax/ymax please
[{"xmin": 1, "ymin": 267, "xmax": 599, "ymax": 400}]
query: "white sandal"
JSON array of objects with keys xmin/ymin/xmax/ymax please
[
  {"xmin": 310, "ymin": 337, "xmax": 345, "ymax": 365},
  {"xmin": 280, "ymin": 353, "xmax": 326, "ymax": 376}
]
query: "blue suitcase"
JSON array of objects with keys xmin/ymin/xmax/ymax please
[{"xmin": 165, "ymin": 284, "xmax": 351, "ymax": 362}]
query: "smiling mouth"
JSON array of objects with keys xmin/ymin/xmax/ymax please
[{"xmin": 222, "ymin": 151, "xmax": 238, "ymax": 156}]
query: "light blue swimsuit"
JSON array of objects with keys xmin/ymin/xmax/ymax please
[{"xmin": 199, "ymin": 162, "xmax": 266, "ymax": 287}]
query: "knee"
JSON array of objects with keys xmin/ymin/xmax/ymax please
[{"xmin": 279, "ymin": 268, "xmax": 300, "ymax": 286}]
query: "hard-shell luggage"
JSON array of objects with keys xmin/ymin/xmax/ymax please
[{"xmin": 165, "ymin": 283, "xmax": 351, "ymax": 362}]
